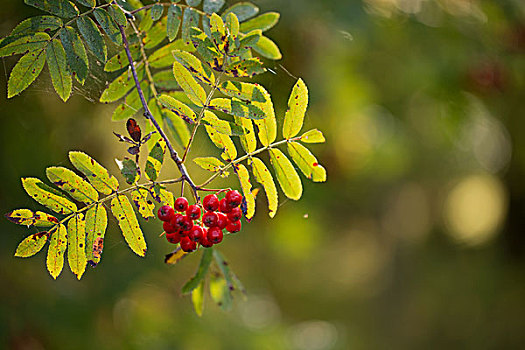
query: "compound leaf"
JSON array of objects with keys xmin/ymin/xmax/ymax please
[
  {"xmin": 46, "ymin": 166, "xmax": 99, "ymax": 204},
  {"xmin": 235, "ymin": 164, "xmax": 255, "ymax": 219},
  {"xmin": 111, "ymin": 195, "xmax": 147, "ymax": 257},
  {"xmin": 22, "ymin": 177, "xmax": 77, "ymax": 215},
  {"xmin": 15, "ymin": 232, "xmax": 49, "ymax": 258},
  {"xmin": 287, "ymin": 142, "xmax": 326, "ymax": 182},
  {"xmin": 182, "ymin": 248, "xmax": 213, "ymax": 294},
  {"xmin": 282, "ymin": 78, "xmax": 308, "ymax": 139},
  {"xmin": 24, "ymin": 0, "xmax": 79, "ymax": 18},
  {"xmin": 85, "ymin": 204, "xmax": 107, "ymax": 266},
  {"xmin": 131, "ymin": 188, "xmax": 155, "ymax": 219},
  {"xmin": 67, "ymin": 213, "xmax": 87, "ymax": 280},
  {"xmin": 76, "ymin": 16, "xmax": 107, "ymax": 62},
  {"xmin": 7, "ymin": 49, "xmax": 46, "ymax": 98},
  {"xmin": 46, "ymin": 224, "xmax": 67, "ymax": 279},
  {"xmin": 209, "ymin": 97, "xmax": 265, "ymax": 120},
  {"xmin": 59, "ymin": 26, "xmax": 88, "ymax": 84},
  {"xmin": 172, "ymin": 60, "xmax": 207, "ymax": 106},
  {"xmin": 251, "ymin": 157, "xmax": 278, "ymax": 218},
  {"xmin": 46, "ymin": 39, "xmax": 72, "ymax": 101},
  {"xmin": 268, "ymin": 148, "xmax": 302, "ymax": 200},
  {"xmin": 69, "ymin": 151, "xmax": 119, "ymax": 195}
]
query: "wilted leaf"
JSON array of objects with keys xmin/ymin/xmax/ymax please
[
  {"xmin": 6, "ymin": 209, "xmax": 59, "ymax": 227},
  {"xmin": 164, "ymin": 246, "xmax": 188, "ymax": 264}
]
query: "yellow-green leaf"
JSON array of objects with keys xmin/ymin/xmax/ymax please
[
  {"xmin": 6, "ymin": 209, "xmax": 59, "ymax": 227},
  {"xmin": 192, "ymin": 280, "xmax": 205, "ymax": 317},
  {"xmin": 131, "ymin": 188, "xmax": 155, "ymax": 219},
  {"xmin": 164, "ymin": 246, "xmax": 188, "ymax": 264},
  {"xmin": 194, "ymin": 157, "xmax": 225, "ymax": 173},
  {"xmin": 158, "ymin": 94, "xmax": 197, "ymax": 123},
  {"xmin": 100, "ymin": 63, "xmax": 145, "ymax": 103},
  {"xmin": 224, "ymin": 57, "xmax": 265, "ymax": 78},
  {"xmin": 209, "ymin": 273, "xmax": 232, "ymax": 310},
  {"xmin": 15, "ymin": 232, "xmax": 48, "ymax": 258},
  {"xmin": 111, "ymin": 195, "xmax": 147, "ymax": 257},
  {"xmin": 46, "ymin": 166, "xmax": 99, "ymax": 204},
  {"xmin": 282, "ymin": 78, "xmax": 308, "ymax": 139},
  {"xmin": 67, "ymin": 213, "xmax": 87, "ymax": 280},
  {"xmin": 300, "ymin": 129, "xmax": 325, "ymax": 143},
  {"xmin": 7, "ymin": 49, "xmax": 46, "ymax": 98},
  {"xmin": 159, "ymin": 188, "xmax": 175, "ymax": 208},
  {"xmin": 218, "ymin": 81, "xmax": 266, "ymax": 102},
  {"xmin": 253, "ymin": 35, "xmax": 281, "ymax": 60},
  {"xmin": 172, "ymin": 60, "xmax": 207, "ymax": 106},
  {"xmin": 234, "ymin": 116, "xmax": 256, "ymax": 153},
  {"xmin": 104, "ymin": 44, "xmax": 140, "ymax": 72},
  {"xmin": 69, "ymin": 151, "xmax": 119, "ymax": 195},
  {"xmin": 22, "ymin": 177, "xmax": 77, "ymax": 215},
  {"xmin": 172, "ymin": 49, "xmax": 215, "ymax": 85},
  {"xmin": 46, "ymin": 39, "xmax": 72, "ymax": 101},
  {"xmin": 145, "ymin": 140, "xmax": 166, "ymax": 182},
  {"xmin": 268, "ymin": 148, "xmax": 302, "ymax": 200},
  {"xmin": 204, "ymin": 111, "xmax": 237, "ymax": 161},
  {"xmin": 46, "ymin": 224, "xmax": 67, "ymax": 279},
  {"xmin": 213, "ymin": 249, "xmax": 246, "ymax": 296},
  {"xmin": 288, "ymin": 142, "xmax": 326, "ymax": 182},
  {"xmin": 209, "ymin": 97, "xmax": 265, "ymax": 120},
  {"xmin": 149, "ymin": 40, "xmax": 194, "ymax": 68},
  {"xmin": 253, "ymin": 86, "xmax": 276, "ymax": 146},
  {"xmin": 201, "ymin": 110, "xmax": 244, "ymax": 136},
  {"xmin": 240, "ymin": 12, "xmax": 279, "ymax": 32},
  {"xmin": 236, "ymin": 164, "xmax": 255, "ymax": 219},
  {"xmin": 85, "ymin": 204, "xmax": 107, "ymax": 266},
  {"xmin": 0, "ymin": 32, "xmax": 50, "ymax": 58},
  {"xmin": 251, "ymin": 157, "xmax": 278, "ymax": 218}
]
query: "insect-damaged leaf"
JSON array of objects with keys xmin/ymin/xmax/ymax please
[
  {"xmin": 59, "ymin": 26, "xmax": 88, "ymax": 85},
  {"xmin": 46, "ymin": 39, "xmax": 72, "ymax": 101},
  {"xmin": 282, "ymin": 78, "xmax": 308, "ymax": 139},
  {"xmin": 0, "ymin": 32, "xmax": 50, "ymax": 57},
  {"xmin": 223, "ymin": 57, "xmax": 265, "ymax": 78},
  {"xmin": 172, "ymin": 49, "xmax": 215, "ymax": 85},
  {"xmin": 167, "ymin": 4, "xmax": 182, "ymax": 41},
  {"xmin": 209, "ymin": 98, "xmax": 265, "ymax": 120},
  {"xmin": 15, "ymin": 232, "xmax": 48, "ymax": 258},
  {"xmin": 240, "ymin": 12, "xmax": 279, "ymax": 32},
  {"xmin": 46, "ymin": 166, "xmax": 99, "ymax": 204},
  {"xmin": 85, "ymin": 204, "xmax": 107, "ymax": 266},
  {"xmin": 11, "ymin": 15, "xmax": 63, "ymax": 36},
  {"xmin": 94, "ymin": 8, "xmax": 122, "ymax": 45},
  {"xmin": 22, "ymin": 177, "xmax": 77, "ymax": 215},
  {"xmin": 194, "ymin": 157, "xmax": 225, "ymax": 173},
  {"xmin": 251, "ymin": 157, "xmax": 278, "ymax": 218},
  {"xmin": 269, "ymin": 148, "xmax": 302, "ymax": 200},
  {"xmin": 145, "ymin": 140, "xmax": 166, "ymax": 181},
  {"xmin": 6, "ymin": 209, "xmax": 59, "ymax": 227},
  {"xmin": 68, "ymin": 213, "xmax": 87, "ymax": 280},
  {"xmin": 204, "ymin": 111, "xmax": 237, "ymax": 161},
  {"xmin": 47, "ymin": 224, "xmax": 67, "ymax": 279},
  {"xmin": 76, "ymin": 16, "xmax": 107, "ymax": 62},
  {"xmin": 235, "ymin": 164, "xmax": 255, "ymax": 219},
  {"xmin": 222, "ymin": 2, "xmax": 259, "ymax": 22},
  {"xmin": 287, "ymin": 142, "xmax": 326, "ymax": 182},
  {"xmin": 182, "ymin": 248, "xmax": 213, "ymax": 294},
  {"xmin": 172, "ymin": 60, "xmax": 207, "ymax": 106},
  {"xmin": 131, "ymin": 188, "xmax": 155, "ymax": 219},
  {"xmin": 253, "ymin": 35, "xmax": 281, "ymax": 60},
  {"xmin": 158, "ymin": 94, "xmax": 197, "ymax": 123},
  {"xmin": 69, "ymin": 151, "xmax": 119, "ymax": 195},
  {"xmin": 7, "ymin": 49, "xmax": 46, "ymax": 98},
  {"xmin": 111, "ymin": 195, "xmax": 147, "ymax": 257},
  {"xmin": 192, "ymin": 280, "xmax": 205, "ymax": 317},
  {"xmin": 24, "ymin": 0, "xmax": 79, "ymax": 18},
  {"xmin": 300, "ymin": 129, "xmax": 325, "ymax": 143}
]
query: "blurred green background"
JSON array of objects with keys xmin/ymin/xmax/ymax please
[{"xmin": 1, "ymin": 0, "xmax": 525, "ymax": 349}]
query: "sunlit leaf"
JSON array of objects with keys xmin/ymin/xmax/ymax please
[
  {"xmin": 46, "ymin": 39, "xmax": 72, "ymax": 101},
  {"xmin": 46, "ymin": 224, "xmax": 67, "ymax": 279},
  {"xmin": 100, "ymin": 63, "xmax": 145, "ymax": 103},
  {"xmin": 282, "ymin": 78, "xmax": 308, "ymax": 139},
  {"xmin": 149, "ymin": 40, "xmax": 195, "ymax": 68},
  {"xmin": 194, "ymin": 157, "xmax": 225, "ymax": 173},
  {"xmin": 130, "ymin": 188, "xmax": 154, "ymax": 219},
  {"xmin": 7, "ymin": 49, "xmax": 46, "ymax": 98},
  {"xmin": 182, "ymin": 248, "xmax": 213, "ymax": 294},
  {"xmin": 111, "ymin": 195, "xmax": 147, "ymax": 257},
  {"xmin": 85, "ymin": 204, "xmax": 107, "ymax": 266},
  {"xmin": 202, "ymin": 111, "xmax": 244, "ymax": 136},
  {"xmin": 192, "ymin": 280, "xmax": 205, "ymax": 316},
  {"xmin": 172, "ymin": 49, "xmax": 215, "ymax": 85},
  {"xmin": 225, "ymin": 13, "xmax": 240, "ymax": 52},
  {"xmin": 94, "ymin": 8, "xmax": 122, "ymax": 45},
  {"xmin": 300, "ymin": 129, "xmax": 325, "ymax": 143},
  {"xmin": 208, "ymin": 13, "xmax": 227, "ymax": 52},
  {"xmin": 24, "ymin": 0, "xmax": 79, "ymax": 18},
  {"xmin": 240, "ymin": 12, "xmax": 279, "ymax": 32},
  {"xmin": 204, "ymin": 112, "xmax": 238, "ymax": 161},
  {"xmin": 223, "ymin": 57, "xmax": 265, "ymax": 78},
  {"xmin": 167, "ymin": 4, "xmax": 182, "ymax": 41},
  {"xmin": 209, "ymin": 97, "xmax": 265, "ymax": 120},
  {"xmin": 69, "ymin": 151, "xmax": 119, "ymax": 195},
  {"xmin": 149, "ymin": 98, "xmax": 190, "ymax": 148},
  {"xmin": 145, "ymin": 140, "xmax": 166, "ymax": 182},
  {"xmin": 235, "ymin": 116, "xmax": 256, "ymax": 153},
  {"xmin": 15, "ymin": 232, "xmax": 48, "ymax": 258},
  {"xmin": 253, "ymin": 86, "xmax": 276, "ymax": 146},
  {"xmin": 22, "ymin": 177, "xmax": 77, "ymax": 215},
  {"xmin": 67, "ymin": 213, "xmax": 87, "ymax": 280},
  {"xmin": 218, "ymin": 81, "xmax": 266, "ymax": 103},
  {"xmin": 158, "ymin": 94, "xmax": 197, "ymax": 123},
  {"xmin": 251, "ymin": 157, "xmax": 278, "ymax": 217},
  {"xmin": 6, "ymin": 209, "xmax": 59, "ymax": 227},
  {"xmin": 164, "ymin": 246, "xmax": 188, "ymax": 264},
  {"xmin": 76, "ymin": 16, "xmax": 107, "ymax": 62},
  {"xmin": 235, "ymin": 164, "xmax": 255, "ymax": 219},
  {"xmin": 143, "ymin": 17, "xmax": 167, "ymax": 49},
  {"xmin": 203, "ymin": 0, "xmax": 225, "ymax": 14},
  {"xmin": 172, "ymin": 60, "xmax": 207, "ymax": 106},
  {"xmin": 287, "ymin": 142, "xmax": 326, "ymax": 182},
  {"xmin": 0, "ymin": 32, "xmax": 50, "ymax": 57},
  {"xmin": 189, "ymin": 27, "xmax": 222, "ymax": 65},
  {"xmin": 269, "ymin": 148, "xmax": 302, "ymax": 200},
  {"xmin": 11, "ymin": 16, "xmax": 63, "ymax": 36},
  {"xmin": 159, "ymin": 188, "xmax": 175, "ymax": 208},
  {"xmin": 253, "ymin": 35, "xmax": 281, "ymax": 60},
  {"xmin": 59, "ymin": 26, "xmax": 88, "ymax": 84},
  {"xmin": 46, "ymin": 166, "xmax": 99, "ymax": 204}
]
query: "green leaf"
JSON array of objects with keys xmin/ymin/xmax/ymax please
[
  {"xmin": 268, "ymin": 148, "xmax": 302, "ymax": 200},
  {"xmin": 253, "ymin": 86, "xmax": 276, "ymax": 146},
  {"xmin": 209, "ymin": 273, "xmax": 232, "ymax": 310},
  {"xmin": 111, "ymin": 195, "xmax": 147, "ymax": 257},
  {"xmin": 131, "ymin": 188, "xmax": 155, "ymax": 219},
  {"xmin": 7, "ymin": 49, "xmax": 46, "ymax": 98},
  {"xmin": 153, "ymin": 70, "xmax": 181, "ymax": 90},
  {"xmin": 75, "ymin": 0, "xmax": 95, "ymax": 7},
  {"xmin": 151, "ymin": 3, "xmax": 164, "ymax": 21},
  {"xmin": 69, "ymin": 151, "xmax": 119, "ymax": 195},
  {"xmin": 282, "ymin": 78, "xmax": 308, "ymax": 139},
  {"xmin": 144, "ymin": 17, "xmax": 167, "ymax": 50},
  {"xmin": 213, "ymin": 250, "xmax": 246, "ymax": 296},
  {"xmin": 202, "ymin": 111, "xmax": 244, "ymax": 136},
  {"xmin": 6, "ymin": 209, "xmax": 59, "ymax": 227},
  {"xmin": 253, "ymin": 35, "xmax": 281, "ymax": 60},
  {"xmin": 181, "ymin": 7, "xmax": 200, "ymax": 44},
  {"xmin": 59, "ymin": 26, "xmax": 88, "ymax": 84},
  {"xmin": 149, "ymin": 99, "xmax": 190, "ymax": 148},
  {"xmin": 222, "ymin": 2, "xmax": 259, "ymax": 22},
  {"xmin": 145, "ymin": 140, "xmax": 166, "ymax": 182},
  {"xmin": 100, "ymin": 63, "xmax": 145, "ymax": 103},
  {"xmin": 85, "ymin": 204, "xmax": 107, "ymax": 266},
  {"xmin": 76, "ymin": 16, "xmax": 107, "ymax": 62},
  {"xmin": 225, "ymin": 13, "xmax": 240, "ymax": 52},
  {"xmin": 189, "ymin": 27, "xmax": 222, "ymax": 65},
  {"xmin": 139, "ymin": 9, "xmax": 154, "ymax": 31},
  {"xmin": 204, "ymin": 111, "xmax": 238, "ymax": 161},
  {"xmin": 287, "ymin": 142, "xmax": 326, "ymax": 182},
  {"xmin": 209, "ymin": 97, "xmax": 265, "ymax": 120},
  {"xmin": 0, "ymin": 33, "xmax": 50, "ymax": 58},
  {"xmin": 112, "ymin": 81, "xmax": 150, "ymax": 121},
  {"xmin": 167, "ymin": 4, "xmax": 182, "ymax": 41},
  {"xmin": 192, "ymin": 280, "xmax": 205, "ymax": 316},
  {"xmin": 158, "ymin": 94, "xmax": 197, "ymax": 123},
  {"xmin": 251, "ymin": 157, "xmax": 278, "ymax": 218},
  {"xmin": 218, "ymin": 81, "xmax": 266, "ymax": 103},
  {"xmin": 235, "ymin": 29, "xmax": 261, "ymax": 55},
  {"xmin": 149, "ymin": 40, "xmax": 194, "ymax": 69},
  {"xmin": 235, "ymin": 116, "xmax": 256, "ymax": 153},
  {"xmin": 22, "ymin": 177, "xmax": 77, "ymax": 215},
  {"xmin": 104, "ymin": 43, "xmax": 141, "ymax": 72},
  {"xmin": 203, "ymin": 0, "xmax": 225, "ymax": 14},
  {"xmin": 236, "ymin": 164, "xmax": 255, "ymax": 219},
  {"xmin": 240, "ymin": 12, "xmax": 279, "ymax": 32},
  {"xmin": 46, "ymin": 39, "xmax": 72, "ymax": 101},
  {"xmin": 47, "ymin": 224, "xmax": 67, "ymax": 279},
  {"xmin": 15, "ymin": 232, "xmax": 49, "ymax": 258},
  {"xmin": 46, "ymin": 166, "xmax": 99, "ymax": 204},
  {"xmin": 194, "ymin": 157, "xmax": 225, "ymax": 173},
  {"xmin": 24, "ymin": 0, "xmax": 79, "ymax": 18},
  {"xmin": 172, "ymin": 49, "xmax": 215, "ymax": 85},
  {"xmin": 117, "ymin": 158, "xmax": 139, "ymax": 185},
  {"xmin": 172, "ymin": 60, "xmax": 207, "ymax": 106},
  {"xmin": 300, "ymin": 129, "xmax": 325, "ymax": 143},
  {"xmin": 224, "ymin": 57, "xmax": 265, "ymax": 77},
  {"xmin": 11, "ymin": 16, "xmax": 63, "ymax": 36},
  {"xmin": 182, "ymin": 248, "xmax": 213, "ymax": 294},
  {"xmin": 94, "ymin": 8, "xmax": 122, "ymax": 45},
  {"xmin": 108, "ymin": 4, "xmax": 128, "ymax": 27},
  {"xmin": 67, "ymin": 213, "xmax": 87, "ymax": 280},
  {"xmin": 186, "ymin": 0, "xmax": 201, "ymax": 6}
]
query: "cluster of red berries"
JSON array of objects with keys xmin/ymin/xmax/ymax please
[{"xmin": 157, "ymin": 190, "xmax": 244, "ymax": 252}]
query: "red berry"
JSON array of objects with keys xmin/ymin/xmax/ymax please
[
  {"xmin": 225, "ymin": 190, "xmax": 243, "ymax": 208},
  {"xmin": 203, "ymin": 194, "xmax": 219, "ymax": 211},
  {"xmin": 219, "ymin": 198, "xmax": 232, "ymax": 213},
  {"xmin": 186, "ymin": 204, "xmax": 201, "ymax": 220},
  {"xmin": 226, "ymin": 220, "xmax": 241, "ymax": 233},
  {"xmin": 216, "ymin": 213, "xmax": 228, "ymax": 230},
  {"xmin": 207, "ymin": 227, "xmax": 223, "ymax": 244},
  {"xmin": 199, "ymin": 233, "xmax": 214, "ymax": 248},
  {"xmin": 174, "ymin": 197, "xmax": 189, "ymax": 212},
  {"xmin": 202, "ymin": 211, "xmax": 218, "ymax": 228},
  {"xmin": 188, "ymin": 225, "xmax": 204, "ymax": 242},
  {"xmin": 180, "ymin": 236, "xmax": 197, "ymax": 252},
  {"xmin": 163, "ymin": 220, "xmax": 177, "ymax": 233},
  {"xmin": 166, "ymin": 231, "xmax": 182, "ymax": 244},
  {"xmin": 227, "ymin": 207, "xmax": 242, "ymax": 222},
  {"xmin": 157, "ymin": 205, "xmax": 175, "ymax": 221},
  {"xmin": 172, "ymin": 214, "xmax": 193, "ymax": 232}
]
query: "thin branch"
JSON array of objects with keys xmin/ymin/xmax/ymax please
[{"xmin": 118, "ymin": 24, "xmax": 200, "ymax": 201}]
